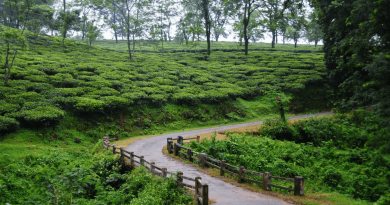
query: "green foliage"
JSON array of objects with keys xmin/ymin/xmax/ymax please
[
  {"xmin": 0, "ymin": 116, "xmax": 20, "ymax": 133},
  {"xmin": 72, "ymin": 97, "xmax": 106, "ymax": 112},
  {"xmin": 316, "ymin": 0, "xmax": 390, "ymax": 128},
  {"xmin": 259, "ymin": 110, "xmax": 389, "ymax": 152},
  {"xmin": 0, "ymin": 101, "xmax": 20, "ymax": 115},
  {"xmin": 0, "ymin": 26, "xmax": 28, "ymax": 86},
  {"xmin": 186, "ymin": 118, "xmax": 390, "ymax": 201},
  {"xmin": 0, "ymin": 143, "xmax": 192, "ymax": 204},
  {"xmin": 5, "ymin": 102, "xmax": 65, "ymax": 127}
]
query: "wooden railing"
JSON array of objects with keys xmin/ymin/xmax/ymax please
[
  {"xmin": 102, "ymin": 136, "xmax": 209, "ymax": 205},
  {"xmin": 167, "ymin": 136, "xmax": 305, "ymax": 196}
]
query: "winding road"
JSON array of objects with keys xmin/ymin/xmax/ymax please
[{"xmin": 125, "ymin": 112, "xmax": 332, "ymax": 205}]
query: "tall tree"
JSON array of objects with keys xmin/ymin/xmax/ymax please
[
  {"xmin": 209, "ymin": 0, "xmax": 229, "ymax": 42},
  {"xmin": 74, "ymin": 0, "xmax": 97, "ymax": 41},
  {"xmin": 86, "ymin": 21, "xmax": 101, "ymax": 46},
  {"xmin": 314, "ymin": 0, "xmax": 390, "ymax": 150},
  {"xmin": 233, "ymin": 10, "xmax": 264, "ymax": 46},
  {"xmin": 305, "ymin": 10, "xmax": 322, "ymax": 47},
  {"xmin": 285, "ymin": 7, "xmax": 305, "ymax": 48},
  {"xmin": 200, "ymin": 0, "xmax": 211, "ymax": 55},
  {"xmin": 227, "ymin": 0, "xmax": 262, "ymax": 55},
  {"xmin": 1, "ymin": 26, "xmax": 28, "ymax": 86},
  {"xmin": 261, "ymin": 0, "xmax": 301, "ymax": 48}
]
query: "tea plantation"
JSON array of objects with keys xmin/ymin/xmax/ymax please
[{"xmin": 0, "ymin": 29, "xmax": 327, "ymax": 136}]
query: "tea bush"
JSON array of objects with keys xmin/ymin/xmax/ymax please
[
  {"xmin": 0, "ymin": 116, "xmax": 20, "ymax": 133},
  {"xmin": 5, "ymin": 102, "xmax": 65, "ymax": 127}
]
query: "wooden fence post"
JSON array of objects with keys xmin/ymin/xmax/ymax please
[
  {"xmin": 220, "ymin": 160, "xmax": 226, "ymax": 176},
  {"xmin": 197, "ymin": 135, "xmax": 200, "ymax": 143},
  {"xmin": 140, "ymin": 156, "xmax": 144, "ymax": 166},
  {"xmin": 238, "ymin": 166, "xmax": 245, "ymax": 183},
  {"xmin": 294, "ymin": 176, "xmax": 305, "ymax": 196},
  {"xmin": 202, "ymin": 183, "xmax": 209, "ymax": 205},
  {"xmin": 177, "ymin": 171, "xmax": 183, "ymax": 188},
  {"xmin": 167, "ymin": 140, "xmax": 172, "ymax": 154},
  {"xmin": 195, "ymin": 176, "xmax": 201, "ymax": 204},
  {"xmin": 115, "ymin": 132, "xmax": 119, "ymax": 140},
  {"xmin": 174, "ymin": 143, "xmax": 180, "ymax": 156},
  {"xmin": 130, "ymin": 152, "xmax": 134, "ymax": 168},
  {"xmin": 151, "ymin": 162, "xmax": 155, "ymax": 176},
  {"xmin": 198, "ymin": 153, "xmax": 204, "ymax": 168},
  {"xmin": 178, "ymin": 136, "xmax": 183, "ymax": 145},
  {"xmin": 188, "ymin": 149, "xmax": 193, "ymax": 162},
  {"xmin": 162, "ymin": 168, "xmax": 167, "ymax": 178},
  {"xmin": 120, "ymin": 147, "xmax": 124, "ymax": 164},
  {"xmin": 112, "ymin": 144, "xmax": 116, "ymax": 155},
  {"xmin": 263, "ymin": 172, "xmax": 272, "ymax": 191},
  {"xmin": 204, "ymin": 154, "xmax": 209, "ymax": 168}
]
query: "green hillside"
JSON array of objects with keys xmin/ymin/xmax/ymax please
[{"xmin": 0, "ymin": 28, "xmax": 328, "ymax": 140}]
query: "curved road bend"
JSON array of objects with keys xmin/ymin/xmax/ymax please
[{"xmin": 126, "ymin": 112, "xmax": 332, "ymax": 205}]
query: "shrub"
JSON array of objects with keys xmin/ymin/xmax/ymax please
[
  {"xmin": 121, "ymin": 91, "xmax": 148, "ymax": 104},
  {"xmin": 148, "ymin": 94, "xmax": 168, "ymax": 107},
  {"xmin": 100, "ymin": 96, "xmax": 132, "ymax": 109},
  {"xmin": 0, "ymin": 116, "xmax": 20, "ymax": 133},
  {"xmin": 91, "ymin": 87, "xmax": 120, "ymax": 96},
  {"xmin": 5, "ymin": 92, "xmax": 43, "ymax": 104},
  {"xmin": 172, "ymin": 92, "xmax": 199, "ymax": 105},
  {"xmin": 6, "ymin": 102, "xmax": 65, "ymax": 127},
  {"xmin": 0, "ymin": 101, "xmax": 20, "ymax": 115},
  {"xmin": 72, "ymin": 97, "xmax": 106, "ymax": 112}
]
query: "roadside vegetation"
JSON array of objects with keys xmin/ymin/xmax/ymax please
[
  {"xmin": 0, "ymin": 140, "xmax": 192, "ymax": 204},
  {"xmin": 183, "ymin": 111, "xmax": 390, "ymax": 204}
]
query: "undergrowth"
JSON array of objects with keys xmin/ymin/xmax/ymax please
[
  {"xmin": 0, "ymin": 140, "xmax": 193, "ymax": 204},
  {"xmin": 185, "ymin": 112, "xmax": 390, "ymax": 203}
]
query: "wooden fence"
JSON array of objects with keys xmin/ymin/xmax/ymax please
[
  {"xmin": 167, "ymin": 136, "xmax": 305, "ymax": 196},
  {"xmin": 102, "ymin": 135, "xmax": 209, "ymax": 205}
]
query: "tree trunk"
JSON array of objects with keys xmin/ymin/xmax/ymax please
[
  {"xmin": 294, "ymin": 32, "xmax": 297, "ymax": 48},
  {"xmin": 82, "ymin": 21, "xmax": 86, "ymax": 40},
  {"xmin": 114, "ymin": 10, "xmax": 118, "ymax": 43},
  {"xmin": 183, "ymin": 27, "xmax": 188, "ymax": 45},
  {"xmin": 132, "ymin": 34, "xmax": 135, "ymax": 59},
  {"xmin": 202, "ymin": 0, "xmax": 211, "ymax": 55},
  {"xmin": 276, "ymin": 30, "xmax": 278, "ymax": 44},
  {"xmin": 126, "ymin": 0, "xmax": 131, "ymax": 60},
  {"xmin": 243, "ymin": 2, "xmax": 251, "ymax": 55},
  {"xmin": 271, "ymin": 30, "xmax": 276, "ymax": 48},
  {"xmin": 315, "ymin": 40, "xmax": 318, "ymax": 47}
]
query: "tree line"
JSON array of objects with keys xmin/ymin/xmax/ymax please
[{"xmin": 0, "ymin": 0, "xmax": 323, "ymax": 57}]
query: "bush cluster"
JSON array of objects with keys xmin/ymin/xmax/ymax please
[
  {"xmin": 0, "ymin": 142, "xmax": 192, "ymax": 204},
  {"xmin": 185, "ymin": 113, "xmax": 390, "ymax": 202}
]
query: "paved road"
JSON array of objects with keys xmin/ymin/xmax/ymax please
[{"xmin": 125, "ymin": 112, "xmax": 332, "ymax": 205}]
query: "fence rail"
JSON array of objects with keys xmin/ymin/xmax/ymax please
[
  {"xmin": 167, "ymin": 136, "xmax": 305, "ymax": 196},
  {"xmin": 102, "ymin": 136, "xmax": 209, "ymax": 205}
]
